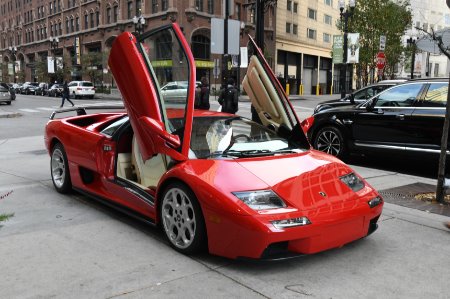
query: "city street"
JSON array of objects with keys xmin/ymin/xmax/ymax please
[{"xmin": 0, "ymin": 94, "xmax": 449, "ymax": 298}]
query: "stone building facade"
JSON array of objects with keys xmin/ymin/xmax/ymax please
[{"xmin": 0, "ymin": 0, "xmax": 276, "ymax": 87}]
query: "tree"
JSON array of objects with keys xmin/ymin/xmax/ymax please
[
  {"xmin": 345, "ymin": 0, "xmax": 412, "ymax": 85},
  {"xmin": 81, "ymin": 52, "xmax": 105, "ymax": 86},
  {"xmin": 35, "ymin": 59, "xmax": 50, "ymax": 84}
]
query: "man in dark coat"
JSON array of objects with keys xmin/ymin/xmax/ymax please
[
  {"xmin": 218, "ymin": 78, "xmax": 238, "ymax": 114},
  {"xmin": 60, "ymin": 80, "xmax": 74, "ymax": 108}
]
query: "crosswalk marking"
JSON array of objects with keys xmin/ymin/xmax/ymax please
[{"xmin": 19, "ymin": 108, "xmax": 40, "ymax": 113}]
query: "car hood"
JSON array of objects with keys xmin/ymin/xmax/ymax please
[
  {"xmin": 235, "ymin": 150, "xmax": 374, "ymax": 212},
  {"xmin": 180, "ymin": 150, "xmax": 375, "ymax": 214}
]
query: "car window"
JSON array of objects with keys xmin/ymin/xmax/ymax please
[
  {"xmin": 100, "ymin": 116, "xmax": 129, "ymax": 137},
  {"xmin": 353, "ymin": 88, "xmax": 368, "ymax": 100},
  {"xmin": 0, "ymin": 86, "xmax": 8, "ymax": 92},
  {"xmin": 81, "ymin": 82, "xmax": 93, "ymax": 87},
  {"xmin": 375, "ymin": 84, "xmax": 423, "ymax": 107},
  {"xmin": 139, "ymin": 28, "xmax": 191, "ymax": 133},
  {"xmin": 421, "ymin": 83, "xmax": 448, "ymax": 107}
]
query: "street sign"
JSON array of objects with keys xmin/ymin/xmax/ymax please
[
  {"xmin": 376, "ymin": 52, "xmax": 386, "ymax": 70},
  {"xmin": 380, "ymin": 35, "xmax": 386, "ymax": 51}
]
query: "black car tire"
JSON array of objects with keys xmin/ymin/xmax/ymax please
[
  {"xmin": 50, "ymin": 143, "xmax": 72, "ymax": 194},
  {"xmin": 6, "ymin": 101, "xmax": 11, "ymax": 105},
  {"xmin": 313, "ymin": 126, "xmax": 346, "ymax": 159},
  {"xmin": 160, "ymin": 182, "xmax": 206, "ymax": 255}
]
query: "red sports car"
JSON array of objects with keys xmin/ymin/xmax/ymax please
[{"xmin": 45, "ymin": 23, "xmax": 383, "ymax": 260}]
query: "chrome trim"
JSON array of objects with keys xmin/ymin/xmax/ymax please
[
  {"xmin": 354, "ymin": 142, "xmax": 450, "ymax": 154},
  {"xmin": 372, "ymin": 106, "xmax": 416, "ymax": 110},
  {"xmin": 342, "ymin": 119, "xmax": 353, "ymax": 125}
]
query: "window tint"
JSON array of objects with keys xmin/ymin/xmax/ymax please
[
  {"xmin": 422, "ymin": 83, "xmax": 447, "ymax": 107},
  {"xmin": 81, "ymin": 82, "xmax": 93, "ymax": 87},
  {"xmin": 375, "ymin": 84, "xmax": 423, "ymax": 107},
  {"xmin": 101, "ymin": 116, "xmax": 129, "ymax": 137}
]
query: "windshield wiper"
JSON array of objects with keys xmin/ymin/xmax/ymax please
[
  {"xmin": 272, "ymin": 148, "xmax": 301, "ymax": 154},
  {"xmin": 204, "ymin": 150, "xmax": 242, "ymax": 159},
  {"xmin": 204, "ymin": 149, "xmax": 276, "ymax": 158}
]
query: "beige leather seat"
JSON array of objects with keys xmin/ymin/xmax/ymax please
[{"xmin": 131, "ymin": 136, "xmax": 167, "ymax": 189}]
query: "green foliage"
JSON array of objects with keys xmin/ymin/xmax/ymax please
[
  {"xmin": 345, "ymin": 0, "xmax": 412, "ymax": 84},
  {"xmin": 81, "ymin": 52, "xmax": 107, "ymax": 86},
  {"xmin": 0, "ymin": 213, "xmax": 14, "ymax": 223}
]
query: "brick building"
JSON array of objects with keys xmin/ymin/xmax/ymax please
[{"xmin": 0, "ymin": 0, "xmax": 276, "ymax": 87}]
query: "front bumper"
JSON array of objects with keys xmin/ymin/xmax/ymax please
[{"xmin": 206, "ymin": 199, "xmax": 383, "ymax": 260}]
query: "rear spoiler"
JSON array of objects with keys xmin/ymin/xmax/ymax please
[{"xmin": 49, "ymin": 105, "xmax": 125, "ymax": 120}]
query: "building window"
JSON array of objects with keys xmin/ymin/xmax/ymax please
[
  {"xmin": 84, "ymin": 14, "xmax": 88, "ymax": 29},
  {"xmin": 293, "ymin": 24, "xmax": 298, "ymax": 35},
  {"xmin": 192, "ymin": 35, "xmax": 210, "ymax": 59},
  {"xmin": 324, "ymin": 0, "xmax": 332, "ymax": 6},
  {"xmin": 434, "ymin": 63, "xmax": 440, "ymax": 76},
  {"xmin": 76, "ymin": 17, "xmax": 79, "ymax": 31},
  {"xmin": 127, "ymin": 1, "xmax": 133, "ymax": 19},
  {"xmin": 324, "ymin": 14, "xmax": 332, "ymax": 25},
  {"xmin": 50, "ymin": 3, "xmax": 53, "ymax": 14},
  {"xmin": 207, "ymin": 0, "xmax": 213, "ymax": 14},
  {"xmin": 308, "ymin": 8, "xmax": 317, "ymax": 20},
  {"xmin": 307, "ymin": 28, "xmax": 316, "ymax": 39},
  {"xmin": 293, "ymin": 2, "xmax": 298, "ymax": 13},
  {"xmin": 106, "ymin": 7, "xmax": 111, "ymax": 24},
  {"xmin": 152, "ymin": 0, "xmax": 158, "ymax": 13},
  {"xmin": 96, "ymin": 11, "xmax": 100, "ymax": 26},
  {"xmin": 423, "ymin": 23, "xmax": 428, "ymax": 31},
  {"xmin": 113, "ymin": 6, "xmax": 118, "ymax": 22},
  {"xmin": 323, "ymin": 33, "xmax": 331, "ymax": 42},
  {"xmin": 287, "ymin": 0, "xmax": 292, "ymax": 11},
  {"xmin": 70, "ymin": 18, "xmax": 74, "ymax": 32},
  {"xmin": 195, "ymin": 0, "xmax": 203, "ymax": 11},
  {"xmin": 90, "ymin": 12, "xmax": 94, "ymax": 28},
  {"xmin": 286, "ymin": 22, "xmax": 291, "ymax": 33},
  {"xmin": 59, "ymin": 22, "xmax": 62, "ymax": 35},
  {"xmin": 136, "ymin": 0, "xmax": 142, "ymax": 15},
  {"xmin": 66, "ymin": 19, "xmax": 70, "ymax": 33}
]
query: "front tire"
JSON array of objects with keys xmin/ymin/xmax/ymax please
[
  {"xmin": 313, "ymin": 126, "xmax": 346, "ymax": 158},
  {"xmin": 51, "ymin": 143, "xmax": 72, "ymax": 193},
  {"xmin": 160, "ymin": 182, "xmax": 206, "ymax": 255}
]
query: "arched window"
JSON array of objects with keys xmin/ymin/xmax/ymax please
[{"xmin": 191, "ymin": 35, "xmax": 210, "ymax": 60}]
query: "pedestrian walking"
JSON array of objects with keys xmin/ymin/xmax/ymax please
[
  {"xmin": 198, "ymin": 77, "xmax": 210, "ymax": 110},
  {"xmin": 218, "ymin": 78, "xmax": 238, "ymax": 114},
  {"xmin": 60, "ymin": 80, "xmax": 74, "ymax": 108}
]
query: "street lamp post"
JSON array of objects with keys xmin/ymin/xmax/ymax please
[
  {"xmin": 407, "ymin": 37, "xmax": 416, "ymax": 79},
  {"xmin": 8, "ymin": 46, "xmax": 17, "ymax": 83},
  {"xmin": 49, "ymin": 36, "xmax": 59, "ymax": 81},
  {"xmin": 132, "ymin": 9, "xmax": 145, "ymax": 36},
  {"xmin": 338, "ymin": 0, "xmax": 356, "ymax": 99}
]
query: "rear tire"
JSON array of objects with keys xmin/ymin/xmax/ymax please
[
  {"xmin": 51, "ymin": 143, "xmax": 72, "ymax": 194},
  {"xmin": 313, "ymin": 126, "xmax": 346, "ymax": 159}
]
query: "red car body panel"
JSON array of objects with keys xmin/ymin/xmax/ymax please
[{"xmin": 45, "ymin": 23, "xmax": 383, "ymax": 260}]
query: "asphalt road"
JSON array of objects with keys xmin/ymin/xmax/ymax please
[{"xmin": 0, "ymin": 94, "xmax": 449, "ymax": 298}]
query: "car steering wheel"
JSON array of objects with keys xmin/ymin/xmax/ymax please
[{"xmin": 232, "ymin": 134, "xmax": 251, "ymax": 142}]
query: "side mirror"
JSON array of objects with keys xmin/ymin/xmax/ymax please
[
  {"xmin": 365, "ymin": 98, "xmax": 377, "ymax": 112},
  {"xmin": 137, "ymin": 116, "xmax": 186, "ymax": 162},
  {"xmin": 139, "ymin": 116, "xmax": 180, "ymax": 149},
  {"xmin": 349, "ymin": 94, "xmax": 355, "ymax": 104}
]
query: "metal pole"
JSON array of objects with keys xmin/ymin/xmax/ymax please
[
  {"xmin": 340, "ymin": 14, "xmax": 348, "ymax": 99},
  {"xmin": 255, "ymin": 0, "xmax": 264, "ymax": 51},
  {"xmin": 435, "ymin": 75, "xmax": 450, "ymax": 203},
  {"xmin": 223, "ymin": 0, "xmax": 230, "ymax": 86},
  {"xmin": 12, "ymin": 52, "xmax": 16, "ymax": 83},
  {"xmin": 410, "ymin": 41, "xmax": 415, "ymax": 79}
]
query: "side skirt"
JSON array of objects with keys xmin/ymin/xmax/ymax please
[{"xmin": 73, "ymin": 187, "xmax": 156, "ymax": 226}]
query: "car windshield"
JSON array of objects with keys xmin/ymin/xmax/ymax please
[{"xmin": 170, "ymin": 116, "xmax": 307, "ymax": 159}]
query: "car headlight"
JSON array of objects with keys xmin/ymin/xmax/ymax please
[
  {"xmin": 233, "ymin": 190, "xmax": 286, "ymax": 210},
  {"xmin": 340, "ymin": 172, "xmax": 365, "ymax": 192}
]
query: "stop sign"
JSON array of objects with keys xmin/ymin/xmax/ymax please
[{"xmin": 376, "ymin": 52, "xmax": 386, "ymax": 70}]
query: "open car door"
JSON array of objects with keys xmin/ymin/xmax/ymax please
[
  {"xmin": 243, "ymin": 37, "xmax": 308, "ymax": 146},
  {"xmin": 109, "ymin": 23, "xmax": 196, "ymax": 162}
]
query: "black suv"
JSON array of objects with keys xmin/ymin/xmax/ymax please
[
  {"xmin": 313, "ymin": 80, "xmax": 405, "ymax": 113},
  {"xmin": 302, "ymin": 78, "xmax": 449, "ymax": 159}
]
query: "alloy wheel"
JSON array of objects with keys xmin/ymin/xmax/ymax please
[
  {"xmin": 315, "ymin": 128, "xmax": 343, "ymax": 157},
  {"xmin": 51, "ymin": 148, "xmax": 66, "ymax": 189},
  {"xmin": 161, "ymin": 187, "xmax": 197, "ymax": 250}
]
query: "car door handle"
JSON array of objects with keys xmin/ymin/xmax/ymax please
[{"xmin": 396, "ymin": 114, "xmax": 405, "ymax": 120}]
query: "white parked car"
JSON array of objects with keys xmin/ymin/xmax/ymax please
[{"xmin": 68, "ymin": 81, "xmax": 95, "ymax": 99}]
